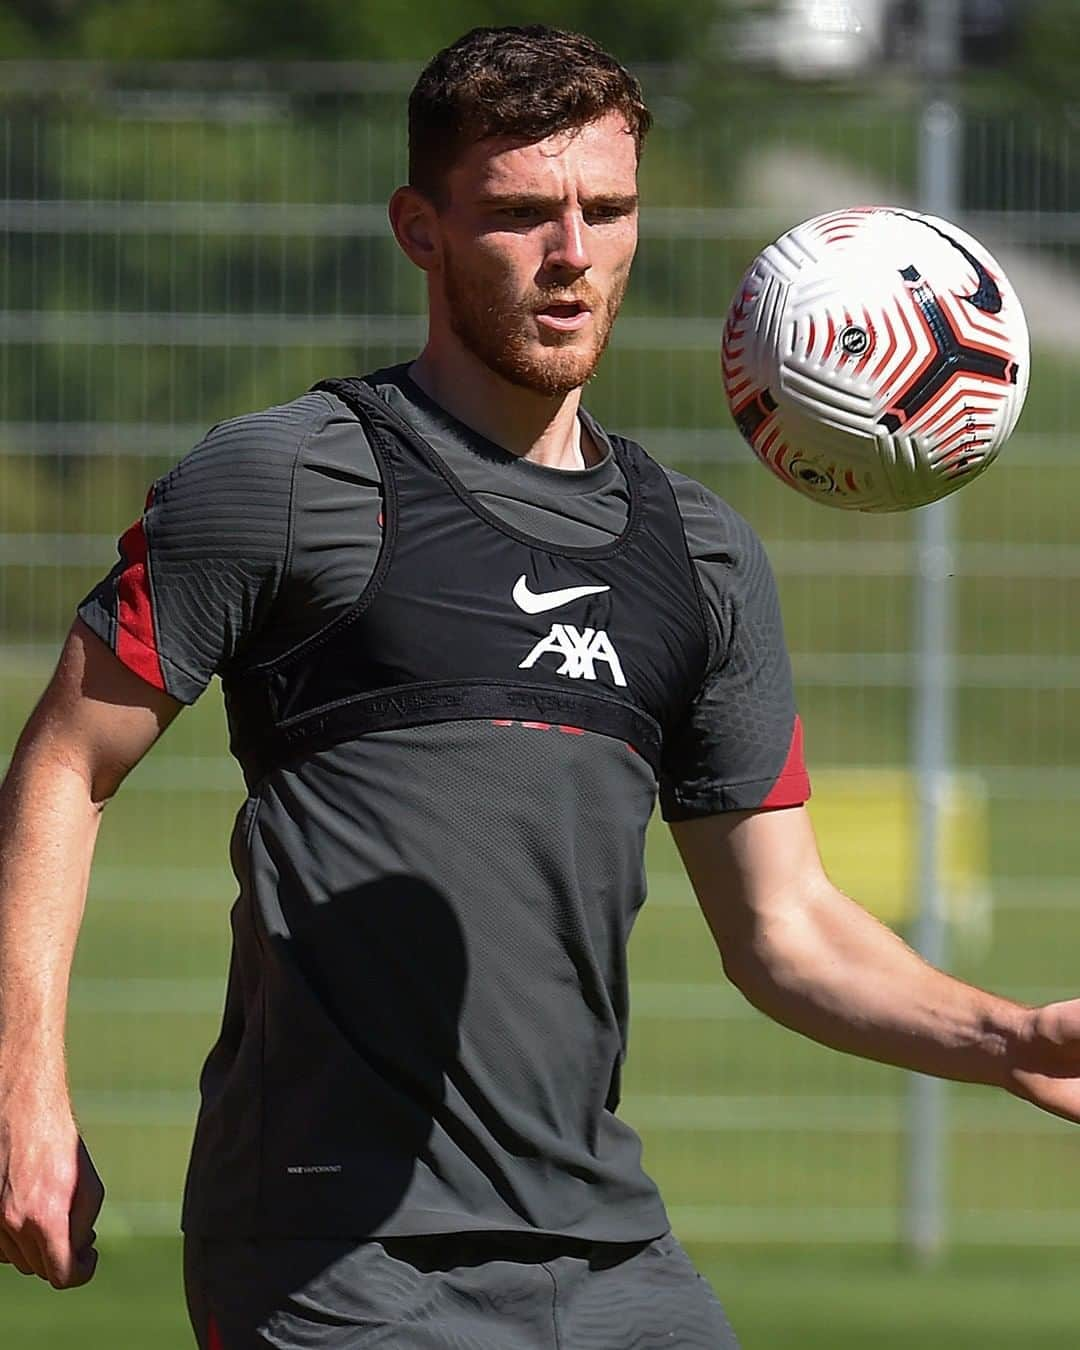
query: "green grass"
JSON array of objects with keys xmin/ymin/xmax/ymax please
[
  {"xmin": 713, "ymin": 1245, "xmax": 1080, "ymax": 1349},
  {"xmin": 0, "ymin": 665, "xmax": 1074, "ymax": 1237},
  {"xmin": 23, "ymin": 787, "xmax": 1079, "ymax": 1258},
  {"xmin": 5, "ymin": 1239, "xmax": 1080, "ymax": 1347},
  {"xmin": 3, "ymin": 367, "xmax": 1080, "ymax": 1341},
  {"xmin": 3, "ymin": 75, "xmax": 1079, "ymax": 1344},
  {"xmin": 3, "ymin": 560, "xmax": 1079, "ymax": 1338}
]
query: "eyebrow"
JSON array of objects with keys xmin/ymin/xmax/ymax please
[{"xmin": 478, "ymin": 192, "xmax": 639, "ymax": 211}]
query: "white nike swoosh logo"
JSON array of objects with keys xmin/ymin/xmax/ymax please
[{"xmin": 512, "ymin": 575, "xmax": 611, "ymax": 614}]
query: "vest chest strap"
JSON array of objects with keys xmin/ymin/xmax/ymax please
[{"xmin": 234, "ymin": 678, "xmax": 662, "ymax": 787}]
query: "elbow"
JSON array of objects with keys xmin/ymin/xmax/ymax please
[
  {"xmin": 718, "ymin": 937, "xmax": 775, "ymax": 1007},
  {"xmin": 717, "ymin": 919, "xmax": 811, "ymax": 1018},
  {"xmin": 3, "ymin": 737, "xmax": 112, "ymax": 824}
]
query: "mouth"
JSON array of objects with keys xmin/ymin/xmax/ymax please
[{"xmin": 534, "ymin": 299, "xmax": 592, "ymax": 333}]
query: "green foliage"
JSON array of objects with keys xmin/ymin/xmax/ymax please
[
  {"xmin": 74, "ymin": 0, "xmax": 241, "ymax": 62},
  {"xmin": 1, "ymin": 0, "xmax": 724, "ymax": 63},
  {"xmin": 0, "ymin": 5, "xmax": 36, "ymax": 56},
  {"xmin": 1015, "ymin": 0, "xmax": 1080, "ymax": 110}
]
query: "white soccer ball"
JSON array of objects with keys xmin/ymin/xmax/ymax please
[{"xmin": 721, "ymin": 207, "xmax": 1030, "ymax": 511}]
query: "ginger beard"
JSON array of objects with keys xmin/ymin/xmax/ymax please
[{"xmin": 440, "ymin": 239, "xmax": 630, "ymax": 397}]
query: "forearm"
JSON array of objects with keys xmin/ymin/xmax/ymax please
[
  {"xmin": 677, "ymin": 808, "xmax": 1080, "ymax": 1125},
  {"xmin": 723, "ymin": 876, "xmax": 1026, "ymax": 1089},
  {"xmin": 0, "ymin": 743, "xmax": 103, "ymax": 1083},
  {"xmin": 0, "ymin": 624, "xmax": 174, "ymax": 1286}
]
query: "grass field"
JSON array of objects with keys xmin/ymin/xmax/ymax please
[
  {"xmin": 6, "ymin": 1238, "xmax": 1080, "ymax": 1348},
  {"xmin": 7, "ymin": 407, "xmax": 1080, "ymax": 1338},
  {"xmin": 2, "ymin": 671, "xmax": 1080, "ymax": 1342},
  {"xmin": 4, "ymin": 65, "xmax": 1080, "ymax": 1344},
  {"xmin": 4, "ymin": 335, "xmax": 1080, "ymax": 1342}
]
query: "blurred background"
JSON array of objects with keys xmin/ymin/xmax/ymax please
[{"xmin": 3, "ymin": 1, "xmax": 1080, "ymax": 1346}]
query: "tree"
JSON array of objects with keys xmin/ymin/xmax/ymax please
[{"xmin": 0, "ymin": 0, "xmax": 722, "ymax": 64}]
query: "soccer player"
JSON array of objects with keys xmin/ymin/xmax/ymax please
[{"xmin": 2, "ymin": 23, "xmax": 1080, "ymax": 1349}]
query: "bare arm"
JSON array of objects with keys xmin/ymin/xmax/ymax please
[
  {"xmin": 672, "ymin": 806, "xmax": 1080, "ymax": 1121},
  {"xmin": 0, "ymin": 619, "xmax": 181, "ymax": 1287}
]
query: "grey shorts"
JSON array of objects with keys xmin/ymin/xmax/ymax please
[{"xmin": 184, "ymin": 1231, "xmax": 740, "ymax": 1349}]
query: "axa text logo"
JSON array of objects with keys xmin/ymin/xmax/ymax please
[{"xmin": 518, "ymin": 623, "xmax": 627, "ymax": 687}]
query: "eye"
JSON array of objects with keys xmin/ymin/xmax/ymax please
[
  {"xmin": 584, "ymin": 203, "xmax": 634, "ymax": 225},
  {"xmin": 499, "ymin": 205, "xmax": 542, "ymax": 221}
]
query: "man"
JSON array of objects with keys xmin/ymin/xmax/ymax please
[{"xmin": 1, "ymin": 23, "xmax": 1079, "ymax": 1349}]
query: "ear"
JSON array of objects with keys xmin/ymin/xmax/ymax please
[{"xmin": 389, "ymin": 186, "xmax": 442, "ymax": 273}]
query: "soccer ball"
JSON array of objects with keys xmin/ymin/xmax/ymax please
[{"xmin": 721, "ymin": 207, "xmax": 1030, "ymax": 511}]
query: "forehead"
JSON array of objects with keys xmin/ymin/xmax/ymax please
[{"xmin": 448, "ymin": 111, "xmax": 638, "ymax": 200}]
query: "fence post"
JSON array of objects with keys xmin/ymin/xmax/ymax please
[{"xmin": 904, "ymin": 0, "xmax": 962, "ymax": 1266}]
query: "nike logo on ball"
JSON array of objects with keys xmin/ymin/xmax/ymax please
[
  {"xmin": 512, "ymin": 575, "xmax": 611, "ymax": 614},
  {"xmin": 892, "ymin": 209, "xmax": 1004, "ymax": 315}
]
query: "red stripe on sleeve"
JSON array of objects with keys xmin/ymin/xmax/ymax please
[
  {"xmin": 115, "ymin": 515, "xmax": 166, "ymax": 690},
  {"xmin": 207, "ymin": 1314, "xmax": 225, "ymax": 1350},
  {"xmin": 761, "ymin": 715, "xmax": 811, "ymax": 808}
]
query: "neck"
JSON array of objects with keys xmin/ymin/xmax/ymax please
[{"xmin": 409, "ymin": 341, "xmax": 593, "ymax": 471}]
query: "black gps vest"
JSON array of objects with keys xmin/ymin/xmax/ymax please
[{"xmin": 224, "ymin": 378, "xmax": 713, "ymax": 787}]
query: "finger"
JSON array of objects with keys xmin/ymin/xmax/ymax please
[
  {"xmin": 3, "ymin": 1227, "xmax": 41, "ymax": 1278},
  {"xmin": 1015, "ymin": 1071, "xmax": 1080, "ymax": 1126},
  {"xmin": 31, "ymin": 1195, "xmax": 94, "ymax": 1290},
  {"xmin": 0, "ymin": 1229, "xmax": 33, "ymax": 1277},
  {"xmin": 62, "ymin": 1242, "xmax": 98, "ymax": 1289},
  {"xmin": 60, "ymin": 1143, "xmax": 105, "ymax": 1288},
  {"xmin": 35, "ymin": 1205, "xmax": 82, "ymax": 1289},
  {"xmin": 4, "ymin": 1215, "xmax": 54, "ymax": 1283},
  {"xmin": 19, "ymin": 1152, "xmax": 99, "ymax": 1290},
  {"xmin": 69, "ymin": 1140, "xmax": 105, "ymax": 1254}
]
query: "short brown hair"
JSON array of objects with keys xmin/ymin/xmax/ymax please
[{"xmin": 408, "ymin": 25, "xmax": 652, "ymax": 204}]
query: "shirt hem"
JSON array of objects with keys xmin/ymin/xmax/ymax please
[
  {"xmin": 77, "ymin": 598, "xmax": 205, "ymax": 704},
  {"xmin": 180, "ymin": 1202, "xmax": 672, "ymax": 1244},
  {"xmin": 661, "ymin": 769, "xmax": 811, "ymax": 821}
]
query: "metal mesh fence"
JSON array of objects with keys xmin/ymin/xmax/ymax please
[{"xmin": 2, "ymin": 62, "xmax": 1078, "ymax": 1245}]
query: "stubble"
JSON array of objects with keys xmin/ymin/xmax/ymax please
[{"xmin": 442, "ymin": 248, "xmax": 629, "ymax": 397}]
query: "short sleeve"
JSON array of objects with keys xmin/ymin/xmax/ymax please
[
  {"xmin": 659, "ymin": 471, "xmax": 810, "ymax": 820},
  {"xmin": 77, "ymin": 394, "xmax": 333, "ymax": 704}
]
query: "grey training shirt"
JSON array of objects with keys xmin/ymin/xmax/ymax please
[{"xmin": 79, "ymin": 364, "xmax": 809, "ymax": 1240}]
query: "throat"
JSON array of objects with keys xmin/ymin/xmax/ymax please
[
  {"xmin": 408, "ymin": 350, "xmax": 594, "ymax": 468},
  {"xmin": 524, "ymin": 418, "xmax": 589, "ymax": 471}
]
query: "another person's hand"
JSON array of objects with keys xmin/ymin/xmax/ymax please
[{"xmin": 0, "ymin": 1095, "xmax": 105, "ymax": 1288}]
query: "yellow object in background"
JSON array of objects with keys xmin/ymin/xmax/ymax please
[{"xmin": 808, "ymin": 769, "xmax": 991, "ymax": 959}]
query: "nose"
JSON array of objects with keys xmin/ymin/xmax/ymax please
[{"xmin": 542, "ymin": 208, "xmax": 590, "ymax": 280}]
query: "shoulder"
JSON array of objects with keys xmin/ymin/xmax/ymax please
[
  {"xmin": 654, "ymin": 466, "xmax": 785, "ymax": 663},
  {"xmin": 155, "ymin": 391, "xmax": 342, "ymax": 507},
  {"xmin": 176, "ymin": 390, "xmax": 342, "ymax": 479},
  {"xmin": 142, "ymin": 391, "xmax": 352, "ymax": 566},
  {"xmin": 659, "ymin": 465, "xmax": 773, "ymax": 578},
  {"xmin": 596, "ymin": 424, "xmax": 775, "ymax": 590},
  {"xmin": 152, "ymin": 389, "xmax": 378, "ymax": 521}
]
